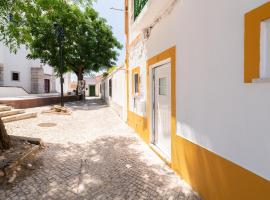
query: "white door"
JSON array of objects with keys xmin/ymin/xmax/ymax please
[{"xmin": 153, "ymin": 63, "xmax": 171, "ymax": 160}]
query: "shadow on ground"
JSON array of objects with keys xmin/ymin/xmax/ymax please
[
  {"xmin": 67, "ymin": 98, "xmax": 108, "ymax": 111},
  {"xmin": 0, "ymin": 136, "xmax": 200, "ymax": 200}
]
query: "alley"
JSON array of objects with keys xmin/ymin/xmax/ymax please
[{"xmin": 1, "ymin": 98, "xmax": 199, "ymax": 200}]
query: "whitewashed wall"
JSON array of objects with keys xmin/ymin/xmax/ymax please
[
  {"xmin": 128, "ymin": 39, "xmax": 147, "ymax": 117},
  {"xmin": 84, "ymin": 76, "xmax": 102, "ymax": 97},
  {"xmin": 129, "ymin": 0, "xmax": 270, "ymax": 181},
  {"xmin": 101, "ymin": 68, "xmax": 127, "ymax": 120},
  {"xmin": 0, "ymin": 87, "xmax": 28, "ymax": 97},
  {"xmin": 0, "ymin": 44, "xmax": 33, "ymax": 92},
  {"xmin": 112, "ymin": 69, "xmax": 126, "ymax": 107},
  {"xmin": 0, "ymin": 42, "xmax": 57, "ymax": 94}
]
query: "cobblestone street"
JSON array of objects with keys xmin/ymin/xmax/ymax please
[{"xmin": 1, "ymin": 98, "xmax": 200, "ymax": 200}]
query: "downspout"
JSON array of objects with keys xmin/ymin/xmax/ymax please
[{"xmin": 125, "ymin": 0, "xmax": 130, "ymax": 122}]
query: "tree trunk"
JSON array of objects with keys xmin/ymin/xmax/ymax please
[
  {"xmin": 0, "ymin": 118, "xmax": 11, "ymax": 150},
  {"xmin": 75, "ymin": 67, "xmax": 84, "ymax": 98}
]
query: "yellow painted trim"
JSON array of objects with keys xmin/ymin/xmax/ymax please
[
  {"xmin": 173, "ymin": 136, "xmax": 270, "ymax": 200},
  {"xmin": 244, "ymin": 2, "xmax": 270, "ymax": 83},
  {"xmin": 144, "ymin": 46, "xmax": 270, "ymax": 199},
  {"xmin": 132, "ymin": 67, "xmax": 140, "ymax": 96},
  {"xmin": 127, "ymin": 111, "xmax": 149, "ymax": 143},
  {"xmin": 125, "ymin": 2, "xmax": 270, "ymax": 198},
  {"xmin": 127, "ymin": 107, "xmax": 270, "ymax": 199},
  {"xmin": 146, "ymin": 46, "xmax": 177, "ymax": 158}
]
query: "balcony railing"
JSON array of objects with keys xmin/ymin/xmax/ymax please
[{"xmin": 134, "ymin": 0, "xmax": 148, "ymax": 20}]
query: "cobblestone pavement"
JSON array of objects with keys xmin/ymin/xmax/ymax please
[{"xmin": 1, "ymin": 98, "xmax": 200, "ymax": 200}]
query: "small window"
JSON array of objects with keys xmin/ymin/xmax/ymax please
[
  {"xmin": 12, "ymin": 72, "xmax": 20, "ymax": 81},
  {"xmin": 109, "ymin": 79, "xmax": 112, "ymax": 97},
  {"xmin": 244, "ymin": 2, "xmax": 270, "ymax": 83},
  {"xmin": 134, "ymin": 73, "xmax": 139, "ymax": 94},
  {"xmin": 159, "ymin": 77, "xmax": 167, "ymax": 95},
  {"xmin": 260, "ymin": 19, "xmax": 270, "ymax": 78}
]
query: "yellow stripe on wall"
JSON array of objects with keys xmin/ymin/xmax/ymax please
[
  {"xmin": 128, "ymin": 110, "xmax": 270, "ymax": 199},
  {"xmin": 127, "ymin": 44, "xmax": 270, "ymax": 199},
  {"xmin": 172, "ymin": 135, "xmax": 270, "ymax": 200},
  {"xmin": 127, "ymin": 111, "xmax": 149, "ymax": 143}
]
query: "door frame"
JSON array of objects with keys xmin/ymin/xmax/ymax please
[
  {"xmin": 44, "ymin": 79, "xmax": 50, "ymax": 93},
  {"xmin": 146, "ymin": 46, "xmax": 176, "ymax": 164},
  {"xmin": 150, "ymin": 59, "xmax": 172, "ymax": 158},
  {"xmin": 89, "ymin": 85, "xmax": 96, "ymax": 97}
]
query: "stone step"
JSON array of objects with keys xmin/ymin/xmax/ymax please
[
  {"xmin": 0, "ymin": 109, "xmax": 25, "ymax": 118},
  {"xmin": 0, "ymin": 105, "xmax": 12, "ymax": 112},
  {"xmin": 2, "ymin": 112, "xmax": 37, "ymax": 123}
]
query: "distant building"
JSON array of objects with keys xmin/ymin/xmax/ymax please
[
  {"xmin": 85, "ymin": 75, "xmax": 103, "ymax": 97},
  {"xmin": 0, "ymin": 42, "xmax": 71, "ymax": 97},
  {"xmin": 100, "ymin": 66, "xmax": 127, "ymax": 119},
  {"xmin": 68, "ymin": 81, "xmax": 78, "ymax": 94}
]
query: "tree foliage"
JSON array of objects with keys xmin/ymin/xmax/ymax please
[
  {"xmin": 0, "ymin": 0, "xmax": 121, "ymax": 148},
  {"xmin": 0, "ymin": 0, "xmax": 121, "ymax": 78}
]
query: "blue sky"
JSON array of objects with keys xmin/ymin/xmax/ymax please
[{"xmin": 93, "ymin": 0, "xmax": 125, "ymax": 66}]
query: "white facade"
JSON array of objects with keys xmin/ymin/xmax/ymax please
[
  {"xmin": 126, "ymin": 0, "xmax": 270, "ymax": 196},
  {"xmin": 101, "ymin": 67, "xmax": 127, "ymax": 120},
  {"xmin": 0, "ymin": 43, "xmax": 36, "ymax": 92},
  {"xmin": 84, "ymin": 75, "xmax": 102, "ymax": 97},
  {"xmin": 0, "ymin": 42, "xmax": 71, "ymax": 96}
]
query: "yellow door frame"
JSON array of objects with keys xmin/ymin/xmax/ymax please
[{"xmin": 146, "ymin": 46, "xmax": 176, "ymax": 165}]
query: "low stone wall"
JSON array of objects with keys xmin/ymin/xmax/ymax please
[{"xmin": 0, "ymin": 95, "xmax": 81, "ymax": 109}]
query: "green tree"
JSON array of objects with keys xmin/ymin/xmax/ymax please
[
  {"xmin": 0, "ymin": 0, "xmax": 20, "ymax": 150},
  {"xmin": 66, "ymin": 7, "xmax": 122, "ymax": 92},
  {"xmin": 0, "ymin": 0, "xmax": 121, "ymax": 91},
  {"xmin": 0, "ymin": 0, "xmax": 121, "ymax": 149}
]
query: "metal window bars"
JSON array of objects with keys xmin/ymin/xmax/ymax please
[{"xmin": 134, "ymin": 0, "xmax": 148, "ymax": 20}]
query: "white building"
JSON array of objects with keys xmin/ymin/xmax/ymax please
[
  {"xmin": 124, "ymin": 0, "xmax": 270, "ymax": 199},
  {"xmin": 0, "ymin": 42, "xmax": 71, "ymax": 97},
  {"xmin": 84, "ymin": 75, "xmax": 103, "ymax": 97},
  {"xmin": 101, "ymin": 66, "xmax": 127, "ymax": 120}
]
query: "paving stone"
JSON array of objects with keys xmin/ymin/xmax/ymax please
[{"xmin": 1, "ymin": 98, "xmax": 200, "ymax": 200}]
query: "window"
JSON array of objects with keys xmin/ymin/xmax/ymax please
[
  {"xmin": 244, "ymin": 2, "xmax": 270, "ymax": 83},
  {"xmin": 159, "ymin": 77, "xmax": 167, "ymax": 95},
  {"xmin": 134, "ymin": 0, "xmax": 148, "ymax": 20},
  {"xmin": 134, "ymin": 74, "xmax": 139, "ymax": 94},
  {"xmin": 109, "ymin": 79, "xmax": 112, "ymax": 97},
  {"xmin": 132, "ymin": 67, "xmax": 140, "ymax": 95},
  {"xmin": 44, "ymin": 79, "xmax": 50, "ymax": 93},
  {"xmin": 260, "ymin": 19, "xmax": 270, "ymax": 78},
  {"xmin": 12, "ymin": 72, "xmax": 20, "ymax": 81}
]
